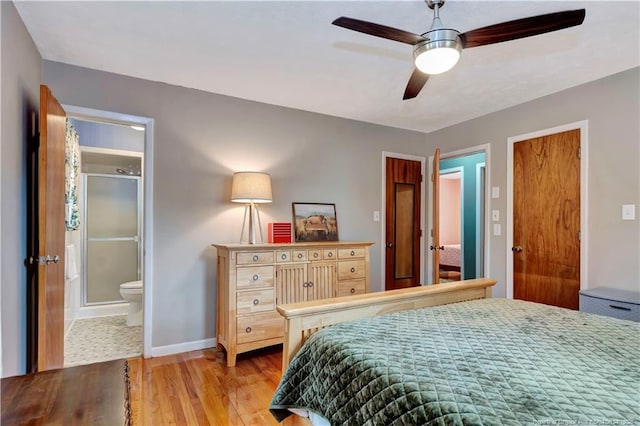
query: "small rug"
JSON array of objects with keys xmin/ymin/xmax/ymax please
[{"xmin": 65, "ymin": 315, "xmax": 142, "ymax": 367}]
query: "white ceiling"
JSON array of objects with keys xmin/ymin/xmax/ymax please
[{"xmin": 14, "ymin": 1, "xmax": 640, "ymax": 133}]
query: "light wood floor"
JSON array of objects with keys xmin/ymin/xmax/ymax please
[{"xmin": 128, "ymin": 345, "xmax": 308, "ymax": 426}]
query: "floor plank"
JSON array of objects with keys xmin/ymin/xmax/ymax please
[{"xmin": 128, "ymin": 345, "xmax": 308, "ymax": 426}]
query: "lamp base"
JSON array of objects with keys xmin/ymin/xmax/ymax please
[{"xmin": 239, "ymin": 203, "xmax": 265, "ymax": 244}]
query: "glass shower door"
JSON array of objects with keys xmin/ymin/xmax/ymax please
[{"xmin": 84, "ymin": 174, "xmax": 140, "ymax": 305}]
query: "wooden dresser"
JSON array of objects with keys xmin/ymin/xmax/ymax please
[{"xmin": 213, "ymin": 241, "xmax": 373, "ymax": 366}]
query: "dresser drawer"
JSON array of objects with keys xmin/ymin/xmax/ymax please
[
  {"xmin": 236, "ymin": 312, "xmax": 284, "ymax": 344},
  {"xmin": 338, "ymin": 247, "xmax": 365, "ymax": 259},
  {"xmin": 237, "ymin": 289, "xmax": 275, "ymax": 315},
  {"xmin": 309, "ymin": 249, "xmax": 322, "ymax": 260},
  {"xmin": 236, "ymin": 251, "xmax": 274, "ymax": 265},
  {"xmin": 276, "ymin": 250, "xmax": 291, "ymax": 263},
  {"xmin": 337, "ymin": 279, "xmax": 365, "ymax": 297},
  {"xmin": 580, "ymin": 288, "xmax": 640, "ymax": 322},
  {"xmin": 324, "ymin": 248, "xmax": 337, "ymax": 260},
  {"xmin": 338, "ymin": 260, "xmax": 365, "ymax": 280},
  {"xmin": 236, "ymin": 266, "xmax": 274, "ymax": 289}
]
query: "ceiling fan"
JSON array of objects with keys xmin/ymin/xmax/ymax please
[{"xmin": 332, "ymin": 0, "xmax": 586, "ymax": 100}]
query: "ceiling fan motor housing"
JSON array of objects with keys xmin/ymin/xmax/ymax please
[{"xmin": 413, "ymin": 28, "xmax": 462, "ymax": 75}]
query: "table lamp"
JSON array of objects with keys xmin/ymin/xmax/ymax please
[{"xmin": 231, "ymin": 172, "xmax": 272, "ymax": 244}]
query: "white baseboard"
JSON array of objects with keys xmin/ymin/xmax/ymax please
[{"xmin": 150, "ymin": 338, "xmax": 217, "ymax": 358}]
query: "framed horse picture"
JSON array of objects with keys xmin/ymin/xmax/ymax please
[{"xmin": 291, "ymin": 202, "xmax": 339, "ymax": 242}]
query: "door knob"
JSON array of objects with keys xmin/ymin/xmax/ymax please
[
  {"xmin": 512, "ymin": 246, "xmax": 523, "ymax": 253},
  {"xmin": 429, "ymin": 245, "xmax": 444, "ymax": 251},
  {"xmin": 386, "ymin": 242, "xmax": 393, "ymax": 248}
]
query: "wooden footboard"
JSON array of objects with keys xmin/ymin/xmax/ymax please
[{"xmin": 277, "ymin": 278, "xmax": 497, "ymax": 370}]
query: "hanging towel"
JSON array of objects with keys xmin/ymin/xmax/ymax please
[
  {"xmin": 65, "ymin": 244, "xmax": 79, "ymax": 280},
  {"xmin": 65, "ymin": 120, "xmax": 80, "ymax": 231}
]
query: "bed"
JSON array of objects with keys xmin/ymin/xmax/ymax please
[
  {"xmin": 439, "ymin": 243, "xmax": 461, "ymax": 271},
  {"xmin": 270, "ymin": 279, "xmax": 640, "ymax": 425}
]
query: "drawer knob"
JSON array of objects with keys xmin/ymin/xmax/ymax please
[
  {"xmin": 245, "ymin": 327, "xmax": 252, "ymax": 333},
  {"xmin": 350, "ymin": 288, "xmax": 355, "ymax": 294},
  {"xmin": 308, "ymin": 281, "xmax": 313, "ymax": 288},
  {"xmin": 350, "ymin": 267, "xmax": 355, "ymax": 273},
  {"xmin": 252, "ymin": 255, "xmax": 259, "ymax": 261},
  {"xmin": 253, "ymin": 299, "xmax": 259, "ymax": 306},
  {"xmin": 252, "ymin": 274, "xmax": 259, "ymax": 281},
  {"xmin": 281, "ymin": 253, "xmax": 287, "ymax": 260},
  {"xmin": 327, "ymin": 252, "xmax": 333, "ymax": 258},
  {"xmin": 313, "ymin": 253, "xmax": 319, "ymax": 258},
  {"xmin": 297, "ymin": 253, "xmax": 303, "ymax": 259},
  {"xmin": 303, "ymin": 282, "xmax": 308, "ymax": 288},
  {"xmin": 350, "ymin": 250, "xmax": 355, "ymax": 256}
]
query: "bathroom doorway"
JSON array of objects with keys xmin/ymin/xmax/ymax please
[
  {"xmin": 427, "ymin": 145, "xmax": 489, "ymax": 284},
  {"xmin": 63, "ymin": 117, "xmax": 145, "ymax": 367}
]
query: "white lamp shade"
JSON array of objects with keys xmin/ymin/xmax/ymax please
[
  {"xmin": 231, "ymin": 172, "xmax": 272, "ymax": 203},
  {"xmin": 413, "ymin": 29, "xmax": 462, "ymax": 75}
]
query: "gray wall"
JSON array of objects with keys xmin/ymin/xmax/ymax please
[
  {"xmin": 42, "ymin": 60, "xmax": 426, "ymax": 350},
  {"xmin": 426, "ymin": 68, "xmax": 640, "ymax": 297},
  {"xmin": 1, "ymin": 1, "xmax": 43, "ymax": 377},
  {"xmin": 69, "ymin": 118, "xmax": 145, "ymax": 153}
]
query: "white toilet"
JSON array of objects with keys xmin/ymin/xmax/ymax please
[{"xmin": 120, "ymin": 280, "xmax": 143, "ymax": 326}]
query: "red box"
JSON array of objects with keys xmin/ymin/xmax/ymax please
[{"xmin": 268, "ymin": 222, "xmax": 292, "ymax": 243}]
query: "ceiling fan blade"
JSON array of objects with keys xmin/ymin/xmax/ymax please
[
  {"xmin": 332, "ymin": 17, "xmax": 426, "ymax": 45},
  {"xmin": 459, "ymin": 9, "xmax": 586, "ymax": 49},
  {"xmin": 403, "ymin": 69, "xmax": 430, "ymax": 100}
]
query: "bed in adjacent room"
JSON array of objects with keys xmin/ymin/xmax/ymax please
[{"xmin": 270, "ymin": 279, "xmax": 640, "ymax": 425}]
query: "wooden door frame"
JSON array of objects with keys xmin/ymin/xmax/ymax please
[
  {"xmin": 63, "ymin": 104, "xmax": 154, "ymax": 358},
  {"xmin": 427, "ymin": 144, "xmax": 491, "ymax": 284},
  {"xmin": 381, "ymin": 152, "xmax": 426, "ymax": 288},
  {"xmin": 506, "ymin": 121, "xmax": 588, "ymax": 298}
]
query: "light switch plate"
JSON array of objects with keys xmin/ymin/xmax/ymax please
[
  {"xmin": 493, "ymin": 223, "xmax": 501, "ymax": 236},
  {"xmin": 622, "ymin": 204, "xmax": 635, "ymax": 220},
  {"xmin": 373, "ymin": 211, "xmax": 380, "ymax": 222},
  {"xmin": 491, "ymin": 186, "xmax": 500, "ymax": 199}
]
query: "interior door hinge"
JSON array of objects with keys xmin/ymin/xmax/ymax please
[
  {"xmin": 419, "ymin": 229, "xmax": 423, "ymax": 237},
  {"xmin": 420, "ymin": 174, "xmax": 423, "ymax": 183},
  {"xmin": 577, "ymin": 147, "xmax": 581, "ymax": 159},
  {"xmin": 430, "ymin": 173, "xmax": 434, "ymax": 182}
]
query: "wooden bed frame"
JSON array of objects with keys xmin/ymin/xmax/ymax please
[{"xmin": 276, "ymin": 278, "xmax": 497, "ymax": 369}]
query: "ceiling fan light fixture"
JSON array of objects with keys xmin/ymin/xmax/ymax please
[{"xmin": 413, "ymin": 29, "xmax": 461, "ymax": 75}]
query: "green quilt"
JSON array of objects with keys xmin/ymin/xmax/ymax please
[{"xmin": 270, "ymin": 298, "xmax": 640, "ymax": 425}]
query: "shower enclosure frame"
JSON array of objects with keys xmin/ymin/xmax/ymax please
[{"xmin": 81, "ymin": 171, "xmax": 143, "ymax": 307}]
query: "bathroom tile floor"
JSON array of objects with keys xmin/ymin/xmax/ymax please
[{"xmin": 64, "ymin": 315, "xmax": 142, "ymax": 367}]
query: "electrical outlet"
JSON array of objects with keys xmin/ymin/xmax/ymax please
[{"xmin": 492, "ymin": 210, "xmax": 499, "ymax": 222}]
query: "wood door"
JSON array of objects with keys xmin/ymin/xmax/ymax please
[
  {"xmin": 385, "ymin": 157, "xmax": 422, "ymax": 290},
  {"xmin": 430, "ymin": 148, "xmax": 442, "ymax": 284},
  {"xmin": 36, "ymin": 85, "xmax": 67, "ymax": 370},
  {"xmin": 513, "ymin": 129, "xmax": 580, "ymax": 309}
]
